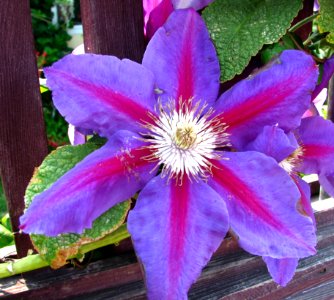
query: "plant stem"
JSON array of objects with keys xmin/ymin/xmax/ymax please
[
  {"xmin": 303, "ymin": 32, "xmax": 328, "ymax": 46},
  {"xmin": 0, "ymin": 224, "xmax": 130, "ymax": 279},
  {"xmin": 77, "ymin": 223, "xmax": 130, "ymax": 255},
  {"xmin": 289, "ymin": 13, "xmax": 319, "ymax": 33},
  {"xmin": 0, "ymin": 254, "xmax": 49, "ymax": 278}
]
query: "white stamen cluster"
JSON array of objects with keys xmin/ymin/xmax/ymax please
[
  {"xmin": 141, "ymin": 100, "xmax": 230, "ymax": 181},
  {"xmin": 279, "ymin": 147, "xmax": 304, "ymax": 175}
]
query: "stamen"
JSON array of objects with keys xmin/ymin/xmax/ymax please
[
  {"xmin": 140, "ymin": 98, "xmax": 230, "ymax": 182},
  {"xmin": 279, "ymin": 146, "xmax": 304, "ymax": 175}
]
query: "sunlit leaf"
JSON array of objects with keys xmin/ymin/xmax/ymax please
[
  {"xmin": 203, "ymin": 0, "xmax": 302, "ymax": 81},
  {"xmin": 25, "ymin": 142, "xmax": 131, "ymax": 268},
  {"xmin": 318, "ymin": 0, "xmax": 334, "ymax": 44}
]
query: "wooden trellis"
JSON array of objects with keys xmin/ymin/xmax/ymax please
[{"xmin": 1, "ymin": 0, "xmax": 334, "ymax": 299}]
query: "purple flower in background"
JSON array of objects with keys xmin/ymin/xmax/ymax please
[
  {"xmin": 68, "ymin": 124, "xmax": 86, "ymax": 145},
  {"xmin": 304, "ymin": 56, "xmax": 334, "ymax": 117},
  {"xmin": 144, "ymin": 0, "xmax": 213, "ymax": 38},
  {"xmin": 246, "ymin": 115, "xmax": 334, "ymax": 285},
  {"xmin": 20, "ymin": 9, "xmax": 318, "ymax": 298},
  {"xmin": 297, "ymin": 116, "xmax": 334, "ymax": 197}
]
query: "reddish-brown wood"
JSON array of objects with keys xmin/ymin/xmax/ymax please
[
  {"xmin": 1, "ymin": 1, "xmax": 334, "ymax": 299},
  {"xmin": 221, "ymin": 0, "xmax": 315, "ymax": 93},
  {"xmin": 326, "ymin": 74, "xmax": 334, "ymax": 122},
  {"xmin": 1, "ymin": 207, "xmax": 334, "ymax": 299},
  {"xmin": 0, "ymin": 0, "xmax": 48, "ymax": 257},
  {"xmin": 80, "ymin": 0, "xmax": 145, "ymax": 62},
  {"xmin": 292, "ymin": 0, "xmax": 314, "ymax": 41}
]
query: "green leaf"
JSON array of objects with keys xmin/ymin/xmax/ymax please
[
  {"xmin": 318, "ymin": 0, "xmax": 334, "ymax": 44},
  {"xmin": 40, "ymin": 85, "xmax": 49, "ymax": 93},
  {"xmin": 1, "ymin": 214, "xmax": 12, "ymax": 231},
  {"xmin": 0, "ymin": 224, "xmax": 13, "ymax": 247},
  {"xmin": 261, "ymin": 34, "xmax": 297, "ymax": 64},
  {"xmin": 25, "ymin": 143, "xmax": 131, "ymax": 268},
  {"xmin": 203, "ymin": 0, "xmax": 302, "ymax": 82}
]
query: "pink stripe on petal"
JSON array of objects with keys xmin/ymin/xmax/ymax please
[
  {"xmin": 45, "ymin": 54, "xmax": 157, "ymax": 137},
  {"xmin": 303, "ymin": 144, "xmax": 334, "ymax": 158},
  {"xmin": 222, "ymin": 78, "xmax": 294, "ymax": 128},
  {"xmin": 20, "ymin": 132, "xmax": 155, "ymax": 236},
  {"xmin": 44, "ymin": 147, "xmax": 153, "ymax": 203},
  {"xmin": 50, "ymin": 69, "xmax": 154, "ymax": 126},
  {"xmin": 297, "ymin": 116, "xmax": 334, "ymax": 175},
  {"xmin": 169, "ymin": 177, "xmax": 189, "ymax": 286},
  {"xmin": 215, "ymin": 50, "xmax": 318, "ymax": 149},
  {"xmin": 143, "ymin": 9, "xmax": 220, "ymax": 108},
  {"xmin": 209, "ymin": 151, "xmax": 316, "ymax": 258},
  {"xmin": 212, "ymin": 161, "xmax": 289, "ymax": 232},
  {"xmin": 128, "ymin": 176, "xmax": 228, "ymax": 299},
  {"xmin": 175, "ymin": 17, "xmax": 195, "ymax": 108}
]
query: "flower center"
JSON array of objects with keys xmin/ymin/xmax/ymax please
[
  {"xmin": 279, "ymin": 147, "xmax": 304, "ymax": 174},
  {"xmin": 175, "ymin": 125, "xmax": 197, "ymax": 149},
  {"xmin": 141, "ymin": 100, "xmax": 230, "ymax": 181}
]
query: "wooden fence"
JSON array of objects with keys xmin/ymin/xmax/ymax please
[{"xmin": 1, "ymin": 0, "xmax": 334, "ymax": 299}]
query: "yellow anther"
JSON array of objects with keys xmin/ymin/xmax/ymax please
[{"xmin": 175, "ymin": 126, "xmax": 197, "ymax": 149}]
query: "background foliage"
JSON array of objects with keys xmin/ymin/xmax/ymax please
[{"xmin": 31, "ymin": 0, "xmax": 72, "ymax": 67}]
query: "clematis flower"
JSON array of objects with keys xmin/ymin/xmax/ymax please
[
  {"xmin": 246, "ymin": 115, "xmax": 334, "ymax": 286},
  {"xmin": 303, "ymin": 55, "xmax": 334, "ymax": 117},
  {"xmin": 68, "ymin": 124, "xmax": 86, "ymax": 145},
  {"xmin": 67, "ymin": 44, "xmax": 87, "ymax": 146},
  {"xmin": 20, "ymin": 9, "xmax": 318, "ymax": 298},
  {"xmin": 296, "ymin": 116, "xmax": 334, "ymax": 197},
  {"xmin": 144, "ymin": 0, "xmax": 213, "ymax": 38}
]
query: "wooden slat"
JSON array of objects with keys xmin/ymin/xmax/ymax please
[
  {"xmin": 1, "ymin": 207, "xmax": 334, "ymax": 299},
  {"xmin": 80, "ymin": 0, "xmax": 145, "ymax": 62},
  {"xmin": 291, "ymin": 0, "xmax": 314, "ymax": 41},
  {"xmin": 327, "ymin": 76, "xmax": 334, "ymax": 122},
  {"xmin": 0, "ymin": 0, "xmax": 48, "ymax": 257}
]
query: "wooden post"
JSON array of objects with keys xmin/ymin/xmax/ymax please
[
  {"xmin": 327, "ymin": 76, "xmax": 334, "ymax": 122},
  {"xmin": 292, "ymin": 0, "xmax": 314, "ymax": 41},
  {"xmin": 0, "ymin": 1, "xmax": 48, "ymax": 257},
  {"xmin": 80, "ymin": 0, "xmax": 145, "ymax": 62},
  {"xmin": 80, "ymin": 0, "xmax": 146, "ymax": 255}
]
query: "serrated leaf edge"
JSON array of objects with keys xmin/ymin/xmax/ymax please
[{"xmin": 32, "ymin": 200, "xmax": 131, "ymax": 269}]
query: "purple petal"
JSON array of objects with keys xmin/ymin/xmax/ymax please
[
  {"xmin": 302, "ymin": 101, "xmax": 321, "ymax": 118},
  {"xmin": 311, "ymin": 56, "xmax": 334, "ymax": 100},
  {"xmin": 319, "ymin": 171, "xmax": 334, "ymax": 198},
  {"xmin": 263, "ymin": 256, "xmax": 298, "ymax": 286},
  {"xmin": 209, "ymin": 151, "xmax": 316, "ymax": 258},
  {"xmin": 146, "ymin": 0, "xmax": 173, "ymax": 39},
  {"xmin": 292, "ymin": 175, "xmax": 316, "ymax": 225},
  {"xmin": 143, "ymin": 9, "xmax": 220, "ymax": 108},
  {"xmin": 145, "ymin": 0, "xmax": 214, "ymax": 39},
  {"xmin": 314, "ymin": 0, "xmax": 319, "ymax": 11},
  {"xmin": 68, "ymin": 124, "xmax": 86, "ymax": 145},
  {"xmin": 172, "ymin": 0, "xmax": 214, "ymax": 10},
  {"xmin": 44, "ymin": 54, "xmax": 157, "ymax": 138},
  {"xmin": 245, "ymin": 125, "xmax": 298, "ymax": 162},
  {"xmin": 214, "ymin": 50, "xmax": 318, "ymax": 149},
  {"xmin": 297, "ymin": 116, "xmax": 334, "ymax": 175},
  {"xmin": 128, "ymin": 176, "xmax": 229, "ymax": 299},
  {"xmin": 143, "ymin": 0, "xmax": 163, "ymax": 29},
  {"xmin": 20, "ymin": 131, "xmax": 155, "ymax": 236}
]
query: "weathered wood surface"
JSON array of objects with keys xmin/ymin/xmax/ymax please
[
  {"xmin": 1, "ymin": 206, "xmax": 333, "ymax": 299},
  {"xmin": 80, "ymin": 0, "xmax": 145, "ymax": 62},
  {"xmin": 0, "ymin": 0, "xmax": 48, "ymax": 258}
]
